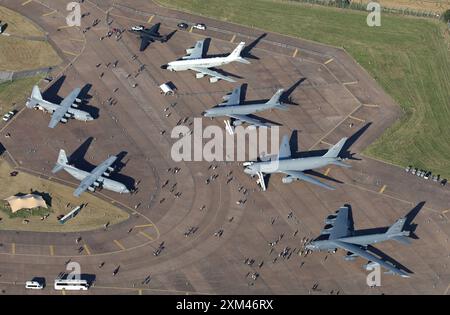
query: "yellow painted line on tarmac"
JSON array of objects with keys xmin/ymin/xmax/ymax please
[
  {"xmin": 362, "ymin": 103, "xmax": 379, "ymax": 108},
  {"xmin": 69, "ymin": 38, "xmax": 85, "ymax": 43},
  {"xmin": 147, "ymin": 15, "xmax": 154, "ymax": 23},
  {"xmin": 189, "ymin": 26, "xmax": 194, "ymax": 33},
  {"xmin": 113, "ymin": 239, "xmax": 126, "ymax": 250},
  {"xmin": 379, "ymin": 185, "xmax": 387, "ymax": 194},
  {"xmin": 230, "ymin": 34, "xmax": 236, "ymax": 43},
  {"xmin": 324, "ymin": 58, "xmax": 334, "ymax": 65},
  {"xmin": 83, "ymin": 244, "xmax": 91, "ymax": 255},
  {"xmin": 139, "ymin": 231, "xmax": 154, "ymax": 241},
  {"xmin": 57, "ymin": 25, "xmax": 74, "ymax": 30},
  {"xmin": 42, "ymin": 10, "xmax": 57, "ymax": 17},
  {"xmin": 49, "ymin": 245, "xmax": 54, "ymax": 256},
  {"xmin": 22, "ymin": 0, "xmax": 32, "ymax": 6},
  {"xmin": 134, "ymin": 224, "xmax": 153, "ymax": 228},
  {"xmin": 343, "ymin": 81, "xmax": 358, "ymax": 85},
  {"xmin": 324, "ymin": 168, "xmax": 331, "ymax": 176},
  {"xmin": 321, "ymin": 140, "xmax": 333, "ymax": 146},
  {"xmin": 349, "ymin": 115, "xmax": 366, "ymax": 123},
  {"xmin": 11, "ymin": 243, "xmax": 15, "ymax": 255},
  {"xmin": 62, "ymin": 50, "xmax": 78, "ymax": 57},
  {"xmin": 292, "ymin": 48, "xmax": 298, "ymax": 58}
]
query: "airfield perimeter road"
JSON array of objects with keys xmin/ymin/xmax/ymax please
[{"xmin": 0, "ymin": 0, "xmax": 449, "ymax": 295}]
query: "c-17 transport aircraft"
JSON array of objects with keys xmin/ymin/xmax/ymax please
[
  {"xmin": 243, "ymin": 134, "xmax": 350, "ymax": 191},
  {"xmin": 161, "ymin": 39, "xmax": 250, "ymax": 83},
  {"xmin": 52, "ymin": 149, "xmax": 130, "ymax": 197},
  {"xmin": 202, "ymin": 85, "xmax": 287, "ymax": 135},
  {"xmin": 305, "ymin": 205, "xmax": 412, "ymax": 277},
  {"xmin": 128, "ymin": 23, "xmax": 174, "ymax": 51},
  {"xmin": 26, "ymin": 85, "xmax": 93, "ymax": 128}
]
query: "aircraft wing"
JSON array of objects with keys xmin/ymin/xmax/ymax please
[
  {"xmin": 219, "ymin": 86, "xmax": 241, "ymax": 106},
  {"xmin": 328, "ymin": 206, "xmax": 353, "ymax": 239},
  {"xmin": 146, "ymin": 23, "xmax": 160, "ymax": 34},
  {"xmin": 282, "ymin": 170, "xmax": 336, "ymax": 190},
  {"xmin": 229, "ymin": 114, "xmax": 272, "ymax": 127},
  {"xmin": 182, "ymin": 39, "xmax": 205, "ymax": 60},
  {"xmin": 190, "ymin": 67, "xmax": 236, "ymax": 83},
  {"xmin": 278, "ymin": 135, "xmax": 291, "ymax": 159},
  {"xmin": 73, "ymin": 155, "xmax": 117, "ymax": 197},
  {"xmin": 332, "ymin": 240, "xmax": 410, "ymax": 277},
  {"xmin": 48, "ymin": 87, "xmax": 81, "ymax": 128},
  {"xmin": 140, "ymin": 37, "xmax": 154, "ymax": 51}
]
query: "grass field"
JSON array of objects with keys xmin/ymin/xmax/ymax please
[
  {"xmin": 156, "ymin": 0, "xmax": 450, "ymax": 177},
  {"xmin": 0, "ymin": 75, "xmax": 43, "ymax": 114},
  {"xmin": 0, "ymin": 5, "xmax": 61, "ymax": 71},
  {"xmin": 0, "ymin": 158, "xmax": 129, "ymax": 232},
  {"xmin": 0, "ymin": 6, "xmax": 44, "ymax": 37}
]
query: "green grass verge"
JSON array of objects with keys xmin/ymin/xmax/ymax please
[
  {"xmin": 0, "ymin": 75, "xmax": 43, "ymax": 113},
  {"xmin": 156, "ymin": 0, "xmax": 450, "ymax": 177}
]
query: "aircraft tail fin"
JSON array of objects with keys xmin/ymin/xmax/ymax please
[
  {"xmin": 52, "ymin": 149, "xmax": 68, "ymax": 173},
  {"xmin": 228, "ymin": 42, "xmax": 250, "ymax": 64},
  {"xmin": 323, "ymin": 137, "xmax": 348, "ymax": 158},
  {"xmin": 27, "ymin": 85, "xmax": 42, "ymax": 108},
  {"xmin": 386, "ymin": 217, "xmax": 408, "ymax": 236},
  {"xmin": 266, "ymin": 89, "xmax": 285, "ymax": 106}
]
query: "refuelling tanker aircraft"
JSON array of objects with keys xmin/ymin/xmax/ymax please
[
  {"xmin": 161, "ymin": 39, "xmax": 250, "ymax": 83},
  {"xmin": 306, "ymin": 205, "xmax": 412, "ymax": 277},
  {"xmin": 26, "ymin": 85, "xmax": 93, "ymax": 128},
  {"xmin": 243, "ymin": 134, "xmax": 350, "ymax": 191},
  {"xmin": 202, "ymin": 85, "xmax": 287, "ymax": 135},
  {"xmin": 52, "ymin": 149, "xmax": 130, "ymax": 197}
]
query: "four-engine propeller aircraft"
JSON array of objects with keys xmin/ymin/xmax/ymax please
[
  {"xmin": 26, "ymin": 85, "xmax": 93, "ymax": 128},
  {"xmin": 52, "ymin": 149, "xmax": 130, "ymax": 197},
  {"xmin": 162, "ymin": 39, "xmax": 250, "ymax": 83},
  {"xmin": 202, "ymin": 85, "xmax": 287, "ymax": 135},
  {"xmin": 243, "ymin": 134, "xmax": 350, "ymax": 191},
  {"xmin": 128, "ymin": 23, "xmax": 174, "ymax": 51},
  {"xmin": 305, "ymin": 205, "xmax": 412, "ymax": 277}
]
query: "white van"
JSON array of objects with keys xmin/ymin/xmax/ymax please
[{"xmin": 25, "ymin": 280, "xmax": 44, "ymax": 290}]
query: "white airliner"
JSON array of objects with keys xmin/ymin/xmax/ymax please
[{"xmin": 162, "ymin": 39, "xmax": 250, "ymax": 83}]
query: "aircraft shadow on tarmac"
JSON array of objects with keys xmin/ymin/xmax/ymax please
[
  {"xmin": 42, "ymin": 75, "xmax": 99, "ymax": 119},
  {"xmin": 346, "ymin": 202, "xmax": 424, "ymax": 275},
  {"xmin": 68, "ymin": 137, "xmax": 136, "ymax": 191}
]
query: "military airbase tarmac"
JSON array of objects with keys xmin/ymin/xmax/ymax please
[{"xmin": 0, "ymin": 0, "xmax": 449, "ymax": 295}]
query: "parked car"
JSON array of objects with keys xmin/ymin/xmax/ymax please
[
  {"xmin": 193, "ymin": 23, "xmax": 206, "ymax": 30},
  {"xmin": 405, "ymin": 165, "xmax": 411, "ymax": 173},
  {"xmin": 131, "ymin": 25, "xmax": 144, "ymax": 31},
  {"xmin": 441, "ymin": 179, "xmax": 447, "ymax": 186},
  {"xmin": 2, "ymin": 110, "xmax": 16, "ymax": 122},
  {"xmin": 177, "ymin": 22, "xmax": 189, "ymax": 30}
]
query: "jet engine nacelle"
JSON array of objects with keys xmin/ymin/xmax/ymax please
[
  {"xmin": 282, "ymin": 176, "xmax": 294, "ymax": 184},
  {"xmin": 75, "ymin": 98, "xmax": 82, "ymax": 103},
  {"xmin": 196, "ymin": 73, "xmax": 205, "ymax": 79},
  {"xmin": 107, "ymin": 166, "xmax": 114, "ymax": 172},
  {"xmin": 64, "ymin": 113, "xmax": 72, "ymax": 118},
  {"xmin": 102, "ymin": 171, "xmax": 110, "ymax": 177},
  {"xmin": 60, "ymin": 118, "xmax": 68, "ymax": 123},
  {"xmin": 209, "ymin": 77, "xmax": 219, "ymax": 83},
  {"xmin": 93, "ymin": 181, "xmax": 101, "ymax": 187},
  {"xmin": 71, "ymin": 103, "xmax": 79, "ymax": 108},
  {"xmin": 344, "ymin": 252, "xmax": 358, "ymax": 261},
  {"xmin": 88, "ymin": 186, "xmax": 96, "ymax": 192}
]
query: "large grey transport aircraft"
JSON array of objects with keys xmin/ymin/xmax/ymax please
[
  {"xmin": 128, "ymin": 23, "xmax": 174, "ymax": 51},
  {"xmin": 243, "ymin": 134, "xmax": 350, "ymax": 191},
  {"xmin": 202, "ymin": 85, "xmax": 287, "ymax": 134},
  {"xmin": 162, "ymin": 39, "xmax": 250, "ymax": 83},
  {"xmin": 306, "ymin": 205, "xmax": 412, "ymax": 277},
  {"xmin": 26, "ymin": 85, "xmax": 93, "ymax": 128},
  {"xmin": 52, "ymin": 149, "xmax": 130, "ymax": 197}
]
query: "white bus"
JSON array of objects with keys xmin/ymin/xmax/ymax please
[{"xmin": 54, "ymin": 279, "xmax": 89, "ymax": 291}]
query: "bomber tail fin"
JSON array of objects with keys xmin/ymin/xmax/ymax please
[{"xmin": 323, "ymin": 137, "xmax": 348, "ymax": 158}]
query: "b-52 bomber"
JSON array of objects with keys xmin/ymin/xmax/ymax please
[
  {"xmin": 162, "ymin": 39, "xmax": 250, "ymax": 83},
  {"xmin": 306, "ymin": 205, "xmax": 412, "ymax": 277},
  {"xmin": 52, "ymin": 149, "xmax": 130, "ymax": 197},
  {"xmin": 128, "ymin": 23, "xmax": 174, "ymax": 51},
  {"xmin": 26, "ymin": 85, "xmax": 93, "ymax": 128},
  {"xmin": 202, "ymin": 85, "xmax": 287, "ymax": 135},
  {"xmin": 243, "ymin": 134, "xmax": 350, "ymax": 191}
]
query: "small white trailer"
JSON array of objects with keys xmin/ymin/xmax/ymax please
[{"xmin": 159, "ymin": 82, "xmax": 175, "ymax": 96}]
